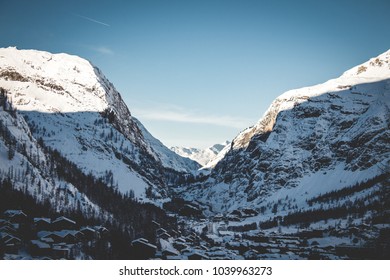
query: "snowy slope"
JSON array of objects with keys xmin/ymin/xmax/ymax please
[
  {"xmin": 0, "ymin": 47, "xmax": 199, "ymax": 200},
  {"xmin": 177, "ymin": 49, "xmax": 390, "ymax": 214},
  {"xmin": 0, "ymin": 93, "xmax": 107, "ymax": 217},
  {"xmin": 134, "ymin": 118, "xmax": 200, "ymax": 172},
  {"xmin": 170, "ymin": 141, "xmax": 230, "ymax": 167}
]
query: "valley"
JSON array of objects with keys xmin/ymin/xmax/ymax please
[{"xmin": 0, "ymin": 47, "xmax": 389, "ymax": 260}]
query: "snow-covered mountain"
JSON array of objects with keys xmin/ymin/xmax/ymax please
[
  {"xmin": 177, "ymin": 49, "xmax": 390, "ymax": 216},
  {"xmin": 1, "ymin": 46, "xmax": 389, "ymax": 260},
  {"xmin": 0, "ymin": 47, "xmax": 199, "ymax": 204},
  {"xmin": 170, "ymin": 141, "xmax": 230, "ymax": 167}
]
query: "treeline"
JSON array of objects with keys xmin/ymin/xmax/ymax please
[
  {"xmin": 0, "ymin": 178, "xmax": 139, "ymax": 259},
  {"xmin": 0, "ymin": 98, "xmax": 178, "ymax": 258},
  {"xmin": 42, "ymin": 145, "xmax": 175, "ymax": 241},
  {"xmin": 260, "ymin": 188, "xmax": 388, "ymax": 230},
  {"xmin": 307, "ymin": 173, "xmax": 389, "ymax": 205}
]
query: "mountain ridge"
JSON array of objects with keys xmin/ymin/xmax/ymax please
[
  {"xmin": 177, "ymin": 49, "xmax": 390, "ymax": 215},
  {"xmin": 0, "ymin": 47, "xmax": 200, "ymax": 203}
]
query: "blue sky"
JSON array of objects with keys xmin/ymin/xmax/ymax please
[{"xmin": 1, "ymin": 0, "xmax": 390, "ymax": 148}]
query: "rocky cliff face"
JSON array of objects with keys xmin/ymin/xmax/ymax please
[
  {"xmin": 177, "ymin": 50, "xmax": 390, "ymax": 214},
  {"xmin": 0, "ymin": 47, "xmax": 199, "ymax": 203}
]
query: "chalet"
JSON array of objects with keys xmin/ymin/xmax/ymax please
[
  {"xmin": 226, "ymin": 214, "xmax": 241, "ymax": 222},
  {"xmin": 55, "ymin": 231, "xmax": 77, "ymax": 244},
  {"xmin": 0, "ymin": 219, "xmax": 13, "ymax": 227},
  {"xmin": 3, "ymin": 235, "xmax": 21, "ymax": 254},
  {"xmin": 158, "ymin": 232, "xmax": 171, "ymax": 240},
  {"xmin": 3, "ymin": 210, "xmax": 27, "ymax": 223},
  {"xmin": 131, "ymin": 238, "xmax": 157, "ymax": 259},
  {"xmin": 170, "ymin": 229, "xmax": 179, "ymax": 237},
  {"xmin": 51, "ymin": 216, "xmax": 76, "ymax": 231},
  {"xmin": 93, "ymin": 226, "xmax": 109, "ymax": 238},
  {"xmin": 33, "ymin": 218, "xmax": 51, "ymax": 231},
  {"xmin": 160, "ymin": 238, "xmax": 179, "ymax": 259},
  {"xmin": 151, "ymin": 220, "xmax": 160, "ymax": 228},
  {"xmin": 0, "ymin": 225, "xmax": 17, "ymax": 235},
  {"xmin": 38, "ymin": 231, "xmax": 60, "ymax": 242},
  {"xmin": 30, "ymin": 240, "xmax": 51, "ymax": 257},
  {"xmin": 40, "ymin": 237, "xmax": 54, "ymax": 244},
  {"xmin": 243, "ymin": 249, "xmax": 259, "ymax": 260},
  {"xmin": 156, "ymin": 228, "xmax": 167, "ymax": 236},
  {"xmin": 229, "ymin": 210, "xmax": 242, "ymax": 218},
  {"xmin": 52, "ymin": 244, "xmax": 70, "ymax": 259},
  {"xmin": 213, "ymin": 214, "xmax": 224, "ymax": 222},
  {"xmin": 173, "ymin": 241, "xmax": 187, "ymax": 251},
  {"xmin": 184, "ymin": 235, "xmax": 195, "ymax": 243},
  {"xmin": 0, "ymin": 232, "xmax": 13, "ymax": 242},
  {"xmin": 38, "ymin": 230, "xmax": 83, "ymax": 243},
  {"xmin": 180, "ymin": 247, "xmax": 192, "ymax": 254},
  {"xmin": 80, "ymin": 227, "xmax": 98, "ymax": 240},
  {"xmin": 241, "ymin": 208, "xmax": 258, "ymax": 218},
  {"xmin": 176, "ymin": 237, "xmax": 186, "ymax": 244}
]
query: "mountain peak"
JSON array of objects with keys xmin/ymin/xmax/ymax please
[
  {"xmin": 180, "ymin": 49, "xmax": 390, "ymax": 214},
  {"xmin": 0, "ymin": 47, "xmax": 109, "ymax": 113},
  {"xmin": 0, "ymin": 47, "xmax": 200, "ymax": 203}
]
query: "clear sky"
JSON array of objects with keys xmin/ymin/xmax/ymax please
[{"xmin": 1, "ymin": 0, "xmax": 389, "ymax": 148}]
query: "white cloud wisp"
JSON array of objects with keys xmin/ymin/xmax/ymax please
[{"xmin": 132, "ymin": 106, "xmax": 253, "ymax": 129}]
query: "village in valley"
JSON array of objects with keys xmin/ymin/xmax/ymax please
[
  {"xmin": 2, "ymin": 206, "xmax": 389, "ymax": 260},
  {"xmin": 0, "ymin": 210, "xmax": 109, "ymax": 259}
]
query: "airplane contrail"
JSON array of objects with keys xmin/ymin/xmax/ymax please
[{"xmin": 73, "ymin": 13, "xmax": 110, "ymax": 27}]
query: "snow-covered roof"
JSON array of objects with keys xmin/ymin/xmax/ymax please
[
  {"xmin": 3, "ymin": 210, "xmax": 27, "ymax": 217},
  {"xmin": 159, "ymin": 239, "xmax": 179, "ymax": 256},
  {"xmin": 52, "ymin": 216, "xmax": 76, "ymax": 225},
  {"xmin": 4, "ymin": 235, "xmax": 21, "ymax": 244},
  {"xmin": 131, "ymin": 238, "xmax": 157, "ymax": 250},
  {"xmin": 33, "ymin": 218, "xmax": 51, "ymax": 223},
  {"xmin": 80, "ymin": 227, "xmax": 96, "ymax": 233},
  {"xmin": 31, "ymin": 240, "xmax": 50, "ymax": 249}
]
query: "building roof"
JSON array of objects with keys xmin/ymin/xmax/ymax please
[
  {"xmin": 37, "ymin": 230, "xmax": 82, "ymax": 240},
  {"xmin": 4, "ymin": 235, "xmax": 21, "ymax": 244},
  {"xmin": 159, "ymin": 239, "xmax": 179, "ymax": 256},
  {"xmin": 3, "ymin": 210, "xmax": 27, "ymax": 217},
  {"xmin": 0, "ymin": 225, "xmax": 16, "ymax": 231},
  {"xmin": 158, "ymin": 232, "xmax": 171, "ymax": 239},
  {"xmin": 52, "ymin": 216, "xmax": 76, "ymax": 225},
  {"xmin": 131, "ymin": 238, "xmax": 157, "ymax": 250},
  {"xmin": 80, "ymin": 227, "xmax": 96, "ymax": 233},
  {"xmin": 31, "ymin": 240, "xmax": 51, "ymax": 249},
  {"xmin": 34, "ymin": 218, "xmax": 51, "ymax": 223},
  {"xmin": 131, "ymin": 238, "xmax": 149, "ymax": 245},
  {"xmin": 0, "ymin": 232, "xmax": 13, "ymax": 240}
]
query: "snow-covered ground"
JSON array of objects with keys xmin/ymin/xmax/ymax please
[
  {"xmin": 0, "ymin": 47, "xmax": 200, "ymax": 201},
  {"xmin": 178, "ymin": 49, "xmax": 390, "ymax": 215}
]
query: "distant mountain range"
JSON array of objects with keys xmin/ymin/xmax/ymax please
[{"xmin": 170, "ymin": 141, "xmax": 230, "ymax": 167}]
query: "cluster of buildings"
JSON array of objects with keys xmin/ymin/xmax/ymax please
[{"xmin": 0, "ymin": 210, "xmax": 108, "ymax": 259}]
